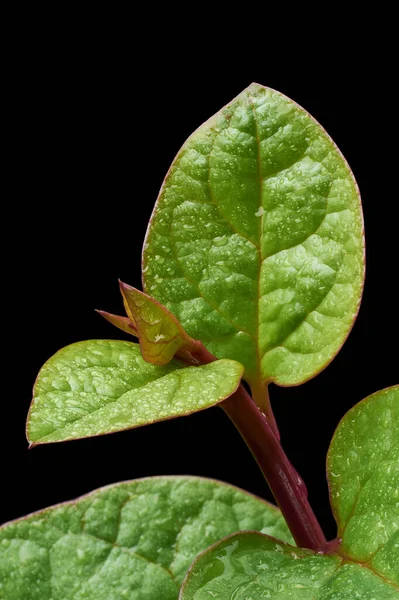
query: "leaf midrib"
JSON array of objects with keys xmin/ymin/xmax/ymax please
[
  {"xmin": 169, "ymin": 93, "xmax": 350, "ymax": 384},
  {"xmin": 338, "ymin": 557, "xmax": 399, "ymax": 592},
  {"xmin": 248, "ymin": 97, "xmax": 264, "ymax": 388}
]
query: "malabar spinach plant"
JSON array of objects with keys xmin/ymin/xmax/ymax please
[{"xmin": 1, "ymin": 83, "xmax": 397, "ymax": 599}]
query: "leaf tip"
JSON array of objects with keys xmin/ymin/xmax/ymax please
[
  {"xmin": 247, "ymin": 81, "xmax": 264, "ymax": 93},
  {"xmin": 118, "ymin": 279, "xmax": 131, "ymax": 292}
]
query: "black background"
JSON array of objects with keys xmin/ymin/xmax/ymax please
[{"xmin": 3, "ymin": 30, "xmax": 398, "ymax": 542}]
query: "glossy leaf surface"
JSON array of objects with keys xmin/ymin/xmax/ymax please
[
  {"xmin": 180, "ymin": 387, "xmax": 399, "ymax": 597},
  {"xmin": 180, "ymin": 532, "xmax": 398, "ymax": 599},
  {"xmin": 143, "ymin": 83, "xmax": 364, "ymax": 387},
  {"xmin": 27, "ymin": 340, "xmax": 243, "ymax": 444},
  {"xmin": 119, "ymin": 281, "xmax": 198, "ymax": 365},
  {"xmin": 0, "ymin": 477, "xmax": 292, "ymax": 599},
  {"xmin": 328, "ymin": 385, "xmax": 399, "ymax": 578}
]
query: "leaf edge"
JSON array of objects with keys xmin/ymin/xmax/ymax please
[
  {"xmin": 141, "ymin": 81, "xmax": 366, "ymax": 390},
  {"xmin": 25, "ymin": 339, "xmax": 244, "ymax": 447}
]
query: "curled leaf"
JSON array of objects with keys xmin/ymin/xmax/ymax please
[{"xmin": 119, "ymin": 281, "xmax": 200, "ymax": 365}]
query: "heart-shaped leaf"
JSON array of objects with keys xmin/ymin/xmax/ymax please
[
  {"xmin": 26, "ymin": 340, "xmax": 243, "ymax": 445},
  {"xmin": 0, "ymin": 476, "xmax": 292, "ymax": 599},
  {"xmin": 143, "ymin": 83, "xmax": 365, "ymax": 388},
  {"xmin": 180, "ymin": 386, "xmax": 399, "ymax": 598},
  {"xmin": 119, "ymin": 281, "xmax": 200, "ymax": 365}
]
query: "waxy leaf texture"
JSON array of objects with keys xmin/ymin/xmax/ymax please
[
  {"xmin": 180, "ymin": 386, "xmax": 399, "ymax": 598},
  {"xmin": 328, "ymin": 385, "xmax": 399, "ymax": 581},
  {"xmin": 27, "ymin": 340, "xmax": 243, "ymax": 444},
  {"xmin": 0, "ymin": 477, "xmax": 292, "ymax": 599},
  {"xmin": 143, "ymin": 83, "xmax": 364, "ymax": 388},
  {"xmin": 180, "ymin": 532, "xmax": 398, "ymax": 599}
]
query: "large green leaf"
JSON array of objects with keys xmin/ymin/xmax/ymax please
[
  {"xmin": 328, "ymin": 385, "xmax": 399, "ymax": 579},
  {"xmin": 27, "ymin": 340, "xmax": 243, "ymax": 445},
  {"xmin": 180, "ymin": 387, "xmax": 399, "ymax": 598},
  {"xmin": 143, "ymin": 83, "xmax": 364, "ymax": 387},
  {"xmin": 0, "ymin": 476, "xmax": 292, "ymax": 599}
]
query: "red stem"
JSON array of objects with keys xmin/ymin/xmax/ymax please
[
  {"xmin": 222, "ymin": 384, "xmax": 327, "ymax": 551},
  {"xmin": 184, "ymin": 341, "xmax": 326, "ymax": 550}
]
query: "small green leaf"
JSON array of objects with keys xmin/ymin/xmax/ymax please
[
  {"xmin": 181, "ymin": 387, "xmax": 399, "ymax": 597},
  {"xmin": 96, "ymin": 310, "xmax": 137, "ymax": 337},
  {"xmin": 143, "ymin": 83, "xmax": 364, "ymax": 389},
  {"xmin": 119, "ymin": 281, "xmax": 199, "ymax": 365},
  {"xmin": 180, "ymin": 532, "xmax": 398, "ymax": 599},
  {"xmin": 26, "ymin": 340, "xmax": 243, "ymax": 444},
  {"xmin": 327, "ymin": 385, "xmax": 399, "ymax": 580},
  {"xmin": 0, "ymin": 477, "xmax": 292, "ymax": 599}
]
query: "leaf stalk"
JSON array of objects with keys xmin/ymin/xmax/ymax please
[{"xmin": 250, "ymin": 382, "xmax": 280, "ymax": 441}]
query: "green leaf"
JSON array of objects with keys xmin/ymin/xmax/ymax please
[
  {"xmin": 143, "ymin": 83, "xmax": 364, "ymax": 388},
  {"xmin": 180, "ymin": 532, "xmax": 398, "ymax": 599},
  {"xmin": 327, "ymin": 385, "xmax": 399, "ymax": 580},
  {"xmin": 180, "ymin": 387, "xmax": 399, "ymax": 598},
  {"xmin": 0, "ymin": 476, "xmax": 292, "ymax": 599},
  {"xmin": 26, "ymin": 340, "xmax": 243, "ymax": 445},
  {"xmin": 119, "ymin": 281, "xmax": 199, "ymax": 365}
]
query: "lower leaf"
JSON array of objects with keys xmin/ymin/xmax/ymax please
[
  {"xmin": 327, "ymin": 385, "xmax": 399, "ymax": 573},
  {"xmin": 0, "ymin": 476, "xmax": 292, "ymax": 599},
  {"xmin": 180, "ymin": 532, "xmax": 398, "ymax": 599},
  {"xmin": 181, "ymin": 386, "xmax": 399, "ymax": 598}
]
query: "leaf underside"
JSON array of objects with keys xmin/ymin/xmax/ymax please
[
  {"xmin": 143, "ymin": 83, "xmax": 364, "ymax": 387},
  {"xmin": 180, "ymin": 386, "xmax": 399, "ymax": 598},
  {"xmin": 0, "ymin": 477, "xmax": 292, "ymax": 599},
  {"xmin": 27, "ymin": 340, "xmax": 243, "ymax": 444}
]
